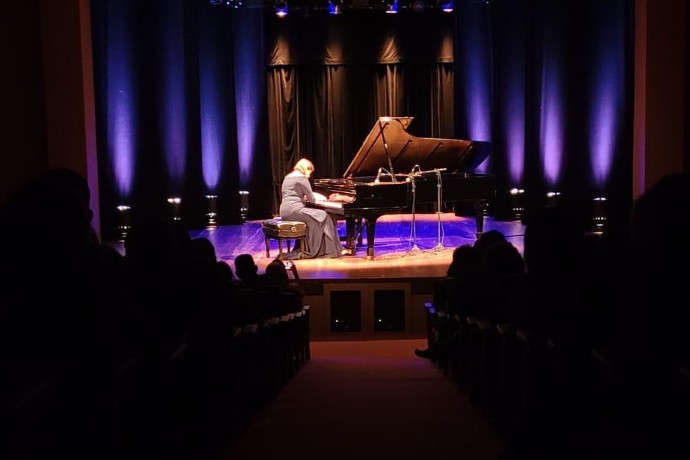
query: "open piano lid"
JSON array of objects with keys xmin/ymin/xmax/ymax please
[{"xmin": 343, "ymin": 116, "xmax": 491, "ymax": 178}]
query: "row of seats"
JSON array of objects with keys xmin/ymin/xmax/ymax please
[
  {"xmin": 423, "ymin": 301, "xmax": 690, "ymax": 460},
  {"xmin": 3, "ymin": 305, "xmax": 311, "ymax": 460}
]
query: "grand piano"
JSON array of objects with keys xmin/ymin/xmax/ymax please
[{"xmin": 313, "ymin": 116, "xmax": 495, "ymax": 258}]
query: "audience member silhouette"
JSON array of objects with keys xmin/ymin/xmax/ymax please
[
  {"xmin": 472, "ymin": 229, "xmax": 508, "ymax": 271},
  {"xmin": 614, "ymin": 172, "xmax": 690, "ymax": 459},
  {"xmin": 415, "ymin": 244, "xmax": 484, "ymax": 359},
  {"xmin": 520, "ymin": 200, "xmax": 596, "ymax": 343},
  {"xmin": 234, "ymin": 253, "xmax": 265, "ymax": 288},
  {"xmin": 0, "ymin": 169, "xmax": 116, "ymax": 458},
  {"xmin": 0, "ymin": 170, "xmax": 314, "ymax": 460},
  {"xmin": 483, "ymin": 241, "xmax": 525, "ymax": 324},
  {"xmin": 264, "ymin": 258, "xmax": 305, "ymax": 297},
  {"xmin": 123, "ymin": 214, "xmax": 189, "ymax": 365}
]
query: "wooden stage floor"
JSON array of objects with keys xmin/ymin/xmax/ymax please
[{"xmin": 188, "ymin": 213, "xmax": 525, "ymax": 281}]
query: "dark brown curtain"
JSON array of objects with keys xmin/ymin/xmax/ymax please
[
  {"xmin": 266, "ymin": 11, "xmax": 455, "ymax": 214},
  {"xmin": 267, "ymin": 66, "xmax": 300, "ymax": 212}
]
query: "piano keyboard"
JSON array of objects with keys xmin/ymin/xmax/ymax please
[
  {"xmin": 307, "ymin": 200, "xmax": 344, "ymax": 215},
  {"xmin": 313, "ymin": 200, "xmax": 343, "ymax": 209}
]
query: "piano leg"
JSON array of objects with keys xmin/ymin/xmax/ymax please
[
  {"xmin": 356, "ymin": 217, "xmax": 364, "ymax": 247},
  {"xmin": 345, "ymin": 217, "xmax": 357, "ymax": 252},
  {"xmin": 473, "ymin": 200, "xmax": 488, "ymax": 239},
  {"xmin": 365, "ymin": 216, "xmax": 379, "ymax": 258}
]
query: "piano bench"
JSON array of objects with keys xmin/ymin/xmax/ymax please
[{"xmin": 262, "ymin": 218, "xmax": 308, "ymax": 259}]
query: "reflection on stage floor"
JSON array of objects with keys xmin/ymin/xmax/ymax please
[{"xmin": 188, "ymin": 213, "xmax": 525, "ymax": 281}]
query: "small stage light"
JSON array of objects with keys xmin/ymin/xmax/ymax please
[
  {"xmin": 239, "ymin": 190, "xmax": 250, "ymax": 222},
  {"xmin": 116, "ymin": 205, "xmax": 131, "ymax": 241},
  {"xmin": 546, "ymin": 190, "xmax": 562, "ymax": 206},
  {"xmin": 167, "ymin": 196, "xmax": 182, "ymax": 221},
  {"xmin": 509, "ymin": 187, "xmax": 525, "ymax": 221},
  {"xmin": 205, "ymin": 194, "xmax": 218, "ymax": 228},
  {"xmin": 210, "ymin": 0, "xmax": 242, "ymax": 6},
  {"xmin": 592, "ymin": 196, "xmax": 607, "ymax": 231},
  {"xmin": 329, "ymin": 0, "xmax": 343, "ymax": 14},
  {"xmin": 386, "ymin": 0, "xmax": 399, "ymax": 14},
  {"xmin": 275, "ymin": 0, "xmax": 288, "ymax": 16},
  {"xmin": 440, "ymin": 0, "xmax": 453, "ymax": 12}
]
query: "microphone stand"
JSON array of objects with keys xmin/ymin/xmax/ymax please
[
  {"xmin": 431, "ymin": 169, "xmax": 445, "ymax": 251},
  {"xmin": 405, "ymin": 165, "xmax": 422, "ymax": 256},
  {"xmin": 404, "ymin": 166, "xmax": 447, "ymax": 255}
]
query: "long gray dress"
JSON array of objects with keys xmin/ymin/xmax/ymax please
[{"xmin": 279, "ymin": 173, "xmax": 341, "ymax": 258}]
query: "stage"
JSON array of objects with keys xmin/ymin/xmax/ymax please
[
  {"xmin": 112, "ymin": 213, "xmax": 525, "ymax": 340},
  {"xmin": 189, "ymin": 213, "xmax": 524, "ymax": 339},
  {"xmin": 188, "ymin": 213, "xmax": 525, "ymax": 281}
]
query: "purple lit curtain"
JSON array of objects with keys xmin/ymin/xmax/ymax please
[
  {"xmin": 92, "ymin": 0, "xmax": 246, "ymax": 237},
  {"xmin": 91, "ymin": 0, "xmax": 633, "ymax": 235},
  {"xmin": 455, "ymin": 0, "xmax": 632, "ymax": 221}
]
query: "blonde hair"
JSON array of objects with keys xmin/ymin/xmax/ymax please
[{"xmin": 294, "ymin": 158, "xmax": 314, "ymax": 175}]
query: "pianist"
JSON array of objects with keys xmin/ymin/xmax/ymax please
[{"xmin": 279, "ymin": 158, "xmax": 342, "ymax": 259}]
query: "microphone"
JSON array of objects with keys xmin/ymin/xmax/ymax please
[
  {"xmin": 375, "ymin": 166, "xmax": 387, "ymax": 184},
  {"xmin": 408, "ymin": 164, "xmax": 422, "ymax": 177}
]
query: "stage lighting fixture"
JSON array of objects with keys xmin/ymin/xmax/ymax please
[
  {"xmin": 546, "ymin": 191, "xmax": 562, "ymax": 207},
  {"xmin": 167, "ymin": 196, "xmax": 182, "ymax": 221},
  {"xmin": 210, "ymin": 0, "xmax": 242, "ymax": 6},
  {"xmin": 239, "ymin": 190, "xmax": 250, "ymax": 222},
  {"xmin": 275, "ymin": 0, "xmax": 288, "ymax": 16},
  {"xmin": 592, "ymin": 196, "xmax": 607, "ymax": 231},
  {"xmin": 116, "ymin": 205, "xmax": 131, "ymax": 241},
  {"xmin": 205, "ymin": 194, "xmax": 219, "ymax": 228},
  {"xmin": 440, "ymin": 0, "xmax": 453, "ymax": 12},
  {"xmin": 329, "ymin": 0, "xmax": 343, "ymax": 14},
  {"xmin": 386, "ymin": 0, "xmax": 398, "ymax": 14},
  {"xmin": 411, "ymin": 0, "xmax": 425, "ymax": 12},
  {"xmin": 509, "ymin": 187, "xmax": 525, "ymax": 221}
]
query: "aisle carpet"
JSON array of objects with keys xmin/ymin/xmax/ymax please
[{"xmin": 220, "ymin": 339, "xmax": 502, "ymax": 460}]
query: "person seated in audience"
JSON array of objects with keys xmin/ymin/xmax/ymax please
[
  {"xmin": 415, "ymin": 244, "xmax": 483, "ymax": 359},
  {"xmin": 123, "ymin": 214, "xmax": 191, "ymax": 365},
  {"xmin": 233, "ymin": 253, "xmax": 265, "ymax": 288},
  {"xmin": 520, "ymin": 199, "xmax": 597, "ymax": 345},
  {"xmin": 188, "ymin": 237, "xmax": 235, "ymax": 281},
  {"xmin": 263, "ymin": 258, "xmax": 305, "ymax": 316},
  {"xmin": 621, "ymin": 172, "xmax": 690, "ymax": 459},
  {"xmin": 473, "ymin": 229, "xmax": 508, "ymax": 270},
  {"xmin": 483, "ymin": 241, "xmax": 526, "ymax": 325},
  {"xmin": 264, "ymin": 258, "xmax": 305, "ymax": 297},
  {"xmin": 185, "ymin": 238, "xmax": 257, "ymax": 359},
  {"xmin": 0, "ymin": 169, "xmax": 117, "ymax": 457}
]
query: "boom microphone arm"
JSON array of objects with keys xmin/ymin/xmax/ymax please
[{"xmin": 378, "ymin": 119, "xmax": 397, "ymax": 182}]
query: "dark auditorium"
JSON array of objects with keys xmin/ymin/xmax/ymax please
[{"xmin": 1, "ymin": 1, "xmax": 689, "ymax": 459}]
